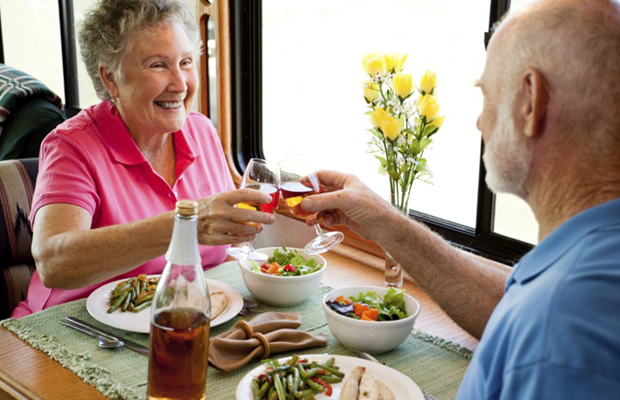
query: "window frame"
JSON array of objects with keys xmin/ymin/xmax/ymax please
[{"xmin": 229, "ymin": 0, "xmax": 533, "ymax": 265}]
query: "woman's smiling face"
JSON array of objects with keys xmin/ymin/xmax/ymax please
[{"xmin": 106, "ymin": 21, "xmax": 198, "ymax": 140}]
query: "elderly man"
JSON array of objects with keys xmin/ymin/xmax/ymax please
[{"xmin": 302, "ymin": 0, "xmax": 620, "ymax": 398}]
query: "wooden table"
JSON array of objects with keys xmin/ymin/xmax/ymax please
[{"xmin": 0, "ymin": 246, "xmax": 477, "ymax": 400}]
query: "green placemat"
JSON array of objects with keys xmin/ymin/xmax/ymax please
[{"xmin": 1, "ymin": 262, "xmax": 472, "ymax": 400}]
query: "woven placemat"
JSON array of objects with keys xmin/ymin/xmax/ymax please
[{"xmin": 1, "ymin": 262, "xmax": 471, "ymax": 399}]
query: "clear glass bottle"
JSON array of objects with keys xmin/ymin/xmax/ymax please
[{"xmin": 147, "ymin": 200, "xmax": 211, "ymax": 400}]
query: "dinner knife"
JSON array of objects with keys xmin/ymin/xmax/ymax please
[{"xmin": 65, "ymin": 316, "xmax": 149, "ymax": 356}]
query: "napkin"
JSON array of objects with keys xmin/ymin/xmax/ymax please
[{"xmin": 208, "ymin": 312, "xmax": 327, "ymax": 372}]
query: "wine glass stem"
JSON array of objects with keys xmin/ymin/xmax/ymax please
[{"xmin": 313, "ymin": 223, "xmax": 324, "ymax": 237}]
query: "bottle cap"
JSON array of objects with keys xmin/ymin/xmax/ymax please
[{"xmin": 176, "ymin": 199, "xmax": 198, "ymax": 217}]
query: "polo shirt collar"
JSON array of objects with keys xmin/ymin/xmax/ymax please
[
  {"xmin": 508, "ymin": 197, "xmax": 620, "ymax": 287},
  {"xmin": 94, "ymin": 101, "xmax": 199, "ymax": 167}
]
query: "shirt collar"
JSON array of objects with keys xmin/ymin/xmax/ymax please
[
  {"xmin": 95, "ymin": 101, "xmax": 147, "ymax": 165},
  {"xmin": 94, "ymin": 101, "xmax": 198, "ymax": 168},
  {"xmin": 508, "ymin": 197, "xmax": 620, "ymax": 287}
]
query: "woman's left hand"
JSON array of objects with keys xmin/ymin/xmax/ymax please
[{"xmin": 196, "ymin": 188, "xmax": 275, "ymax": 245}]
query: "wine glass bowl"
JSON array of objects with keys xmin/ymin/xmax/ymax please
[
  {"xmin": 226, "ymin": 159, "xmax": 279, "ymax": 261},
  {"xmin": 278, "ymin": 156, "xmax": 344, "ymax": 255},
  {"xmin": 279, "ymin": 177, "xmax": 321, "ymax": 220}
]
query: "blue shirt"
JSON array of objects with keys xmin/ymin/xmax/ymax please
[{"xmin": 457, "ymin": 198, "xmax": 620, "ymax": 399}]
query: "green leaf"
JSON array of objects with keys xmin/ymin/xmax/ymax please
[
  {"xmin": 367, "ymin": 128, "xmax": 383, "ymax": 139},
  {"xmin": 422, "ymin": 124, "xmax": 439, "ymax": 138},
  {"xmin": 374, "ymin": 155, "xmax": 387, "ymax": 167},
  {"xmin": 419, "ymin": 138, "xmax": 432, "ymax": 149}
]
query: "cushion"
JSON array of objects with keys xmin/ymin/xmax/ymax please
[{"xmin": 0, "ymin": 158, "xmax": 38, "ymax": 319}]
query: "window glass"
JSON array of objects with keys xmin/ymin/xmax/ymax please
[
  {"xmin": 1, "ymin": 0, "xmax": 65, "ymax": 101},
  {"xmin": 491, "ymin": 0, "xmax": 539, "ymax": 245},
  {"xmin": 206, "ymin": 17, "xmax": 217, "ymax": 126},
  {"xmin": 73, "ymin": 0, "xmax": 100, "ymax": 108},
  {"xmin": 262, "ymin": 0, "xmax": 490, "ymax": 228}
]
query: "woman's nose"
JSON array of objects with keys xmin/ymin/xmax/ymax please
[{"xmin": 168, "ymin": 68, "xmax": 188, "ymax": 92}]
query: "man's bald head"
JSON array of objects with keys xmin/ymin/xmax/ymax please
[{"xmin": 491, "ymin": 0, "xmax": 620, "ymax": 144}]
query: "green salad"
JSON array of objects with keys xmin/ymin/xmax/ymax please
[
  {"xmin": 326, "ymin": 288, "xmax": 408, "ymax": 321},
  {"xmin": 251, "ymin": 246, "xmax": 323, "ymax": 276}
]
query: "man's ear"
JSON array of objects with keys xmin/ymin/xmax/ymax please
[
  {"xmin": 520, "ymin": 67, "xmax": 549, "ymax": 138},
  {"xmin": 98, "ymin": 66, "xmax": 119, "ymax": 99}
]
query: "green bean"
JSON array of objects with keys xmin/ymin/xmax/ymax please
[
  {"xmin": 287, "ymin": 354, "xmax": 299, "ymax": 367},
  {"xmin": 135, "ymin": 292, "xmax": 154, "ymax": 306},
  {"xmin": 252, "ymin": 379, "xmax": 262, "ymax": 400},
  {"xmin": 257, "ymin": 380, "xmax": 270, "ymax": 397},
  {"xmin": 320, "ymin": 374, "xmax": 343, "ymax": 384},
  {"xmin": 320, "ymin": 364, "xmax": 345, "ymax": 377},
  {"xmin": 110, "ymin": 286, "xmax": 132, "ymax": 301},
  {"xmin": 107, "ymin": 291, "xmax": 127, "ymax": 313},
  {"xmin": 293, "ymin": 389, "xmax": 314, "ymax": 399},
  {"xmin": 132, "ymin": 300, "xmax": 152, "ymax": 312},
  {"xmin": 322, "ymin": 357, "xmax": 335, "ymax": 367},
  {"xmin": 292, "ymin": 364, "xmax": 301, "ymax": 396},
  {"xmin": 303, "ymin": 378, "xmax": 325, "ymax": 393},
  {"xmin": 253, "ymin": 355, "xmax": 344, "ymax": 399},
  {"xmin": 121, "ymin": 291, "xmax": 133, "ymax": 312},
  {"xmin": 274, "ymin": 373, "xmax": 286, "ymax": 400},
  {"xmin": 286, "ymin": 373, "xmax": 294, "ymax": 400},
  {"xmin": 297, "ymin": 365, "xmax": 320, "ymax": 379}
]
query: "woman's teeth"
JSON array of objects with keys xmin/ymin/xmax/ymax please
[{"xmin": 155, "ymin": 101, "xmax": 182, "ymax": 109}]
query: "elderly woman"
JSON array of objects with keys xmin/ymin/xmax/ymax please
[{"xmin": 11, "ymin": 0, "xmax": 273, "ymax": 318}]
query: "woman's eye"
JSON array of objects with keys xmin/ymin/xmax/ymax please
[
  {"xmin": 150, "ymin": 63, "xmax": 165, "ymax": 69},
  {"xmin": 181, "ymin": 59, "xmax": 193, "ymax": 67}
]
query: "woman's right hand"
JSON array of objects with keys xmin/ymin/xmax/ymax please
[{"xmin": 196, "ymin": 188, "xmax": 275, "ymax": 245}]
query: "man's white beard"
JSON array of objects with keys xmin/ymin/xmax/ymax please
[{"xmin": 482, "ymin": 96, "xmax": 532, "ymax": 198}]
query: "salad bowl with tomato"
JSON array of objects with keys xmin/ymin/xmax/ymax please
[
  {"xmin": 238, "ymin": 247, "xmax": 327, "ymax": 306},
  {"xmin": 322, "ymin": 286, "xmax": 420, "ymax": 354}
]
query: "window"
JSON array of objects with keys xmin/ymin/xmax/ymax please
[
  {"xmin": 232, "ymin": 0, "xmax": 535, "ymax": 263},
  {"xmin": 0, "ymin": 0, "xmax": 536, "ymax": 263}
]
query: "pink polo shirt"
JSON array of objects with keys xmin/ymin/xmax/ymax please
[{"xmin": 12, "ymin": 101, "xmax": 235, "ymax": 318}]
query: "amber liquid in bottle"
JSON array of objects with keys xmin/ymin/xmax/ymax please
[
  {"xmin": 147, "ymin": 309, "xmax": 210, "ymax": 400},
  {"xmin": 147, "ymin": 200, "xmax": 211, "ymax": 400}
]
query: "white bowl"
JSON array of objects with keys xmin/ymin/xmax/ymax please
[
  {"xmin": 322, "ymin": 285, "xmax": 420, "ymax": 354},
  {"xmin": 238, "ymin": 247, "xmax": 327, "ymax": 306}
]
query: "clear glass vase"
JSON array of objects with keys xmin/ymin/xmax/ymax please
[{"xmin": 383, "ymin": 197, "xmax": 406, "ymax": 288}]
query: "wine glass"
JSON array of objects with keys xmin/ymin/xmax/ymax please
[
  {"xmin": 278, "ymin": 155, "xmax": 344, "ymax": 254},
  {"xmin": 226, "ymin": 158, "xmax": 280, "ymax": 261}
]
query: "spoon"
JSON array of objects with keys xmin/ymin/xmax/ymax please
[{"xmin": 59, "ymin": 320, "xmax": 124, "ymax": 349}]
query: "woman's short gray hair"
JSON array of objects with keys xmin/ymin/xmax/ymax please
[{"xmin": 79, "ymin": 0, "xmax": 203, "ymax": 101}]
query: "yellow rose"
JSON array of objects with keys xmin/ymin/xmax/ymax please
[
  {"xmin": 384, "ymin": 53, "xmax": 407, "ymax": 73},
  {"xmin": 418, "ymin": 94, "xmax": 440, "ymax": 122},
  {"xmin": 370, "ymin": 106, "xmax": 388, "ymax": 128},
  {"xmin": 363, "ymin": 80, "xmax": 380, "ymax": 103},
  {"xmin": 361, "ymin": 52, "xmax": 386, "ymax": 77},
  {"xmin": 381, "ymin": 115, "xmax": 402, "ymax": 141},
  {"xmin": 419, "ymin": 70, "xmax": 438, "ymax": 95},
  {"xmin": 392, "ymin": 72, "xmax": 413, "ymax": 99}
]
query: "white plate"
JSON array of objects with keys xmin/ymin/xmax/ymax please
[
  {"xmin": 235, "ymin": 354, "xmax": 424, "ymax": 400},
  {"xmin": 86, "ymin": 276, "xmax": 244, "ymax": 333}
]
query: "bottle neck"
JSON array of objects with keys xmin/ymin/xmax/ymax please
[{"xmin": 165, "ymin": 214, "xmax": 201, "ymax": 266}]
